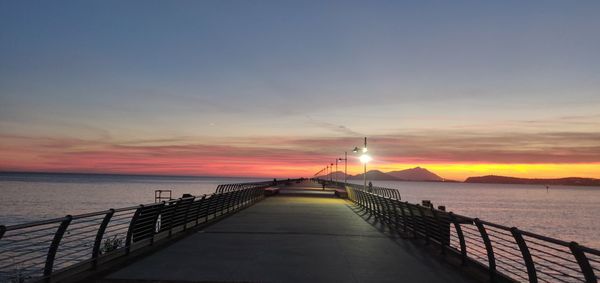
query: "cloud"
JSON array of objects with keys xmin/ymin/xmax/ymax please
[
  {"xmin": 305, "ymin": 116, "xmax": 362, "ymax": 136},
  {"xmin": 1, "ymin": 129, "xmax": 599, "ymax": 177}
]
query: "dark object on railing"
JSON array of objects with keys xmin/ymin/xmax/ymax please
[
  {"xmin": 330, "ymin": 178, "xmax": 600, "ymax": 283},
  {"xmin": 0, "ymin": 179, "xmax": 300, "ymax": 283},
  {"xmin": 154, "ymin": 190, "xmax": 172, "ymax": 203}
]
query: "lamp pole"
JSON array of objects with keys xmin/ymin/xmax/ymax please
[
  {"xmin": 338, "ymin": 152, "xmax": 347, "ymax": 185},
  {"xmin": 345, "ymin": 151, "xmax": 348, "ymax": 184},
  {"xmin": 335, "ymin": 159, "xmax": 338, "ymax": 183},
  {"xmin": 363, "ymin": 138, "xmax": 367, "ymax": 190},
  {"xmin": 353, "ymin": 137, "xmax": 370, "ymax": 191},
  {"xmin": 330, "ymin": 163, "xmax": 334, "ymax": 182}
]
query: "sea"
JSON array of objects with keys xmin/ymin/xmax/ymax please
[{"xmin": 1, "ymin": 172, "xmax": 599, "ymax": 248}]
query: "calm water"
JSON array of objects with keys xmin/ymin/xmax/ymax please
[
  {"xmin": 1, "ymin": 173, "xmax": 599, "ymax": 248},
  {"xmin": 0, "ymin": 173, "xmax": 268, "ymax": 225},
  {"xmin": 351, "ymin": 179, "xmax": 600, "ymax": 248}
]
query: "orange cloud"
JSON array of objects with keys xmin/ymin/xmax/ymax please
[{"xmin": 0, "ymin": 132, "xmax": 599, "ymax": 180}]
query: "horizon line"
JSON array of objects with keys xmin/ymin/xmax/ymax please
[{"xmin": 0, "ymin": 170, "xmax": 292, "ymax": 180}]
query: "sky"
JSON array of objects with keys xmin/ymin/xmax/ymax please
[{"xmin": 1, "ymin": 1, "xmax": 599, "ymax": 180}]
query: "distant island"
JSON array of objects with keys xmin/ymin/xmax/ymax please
[
  {"xmin": 465, "ymin": 175, "xmax": 600, "ymax": 186},
  {"xmin": 325, "ymin": 167, "xmax": 452, "ymax": 182},
  {"xmin": 323, "ymin": 167, "xmax": 600, "ymax": 186}
]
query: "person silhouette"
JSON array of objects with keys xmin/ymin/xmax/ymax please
[{"xmin": 368, "ymin": 181, "xmax": 373, "ymax": 192}]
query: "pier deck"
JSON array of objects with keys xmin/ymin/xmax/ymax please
[{"xmin": 103, "ymin": 185, "xmax": 476, "ymax": 282}]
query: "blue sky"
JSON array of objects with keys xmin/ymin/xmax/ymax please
[{"xmin": 1, "ymin": 1, "xmax": 599, "ymax": 178}]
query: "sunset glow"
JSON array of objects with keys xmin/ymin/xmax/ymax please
[
  {"xmin": 0, "ymin": 134, "xmax": 598, "ymax": 180},
  {"xmin": 1, "ymin": 1, "xmax": 599, "ymax": 180}
]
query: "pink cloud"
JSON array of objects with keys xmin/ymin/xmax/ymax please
[{"xmin": 1, "ymin": 131, "xmax": 599, "ymax": 177}]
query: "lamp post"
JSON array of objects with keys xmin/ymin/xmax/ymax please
[
  {"xmin": 335, "ymin": 159, "xmax": 338, "ymax": 183},
  {"xmin": 338, "ymin": 152, "xmax": 347, "ymax": 185},
  {"xmin": 330, "ymin": 163, "xmax": 334, "ymax": 182},
  {"xmin": 353, "ymin": 137, "xmax": 371, "ymax": 191}
]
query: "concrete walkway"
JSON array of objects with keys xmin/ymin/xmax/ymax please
[{"xmin": 104, "ymin": 191, "xmax": 476, "ymax": 282}]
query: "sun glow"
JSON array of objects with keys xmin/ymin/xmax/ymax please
[{"xmin": 375, "ymin": 163, "xmax": 600, "ymax": 181}]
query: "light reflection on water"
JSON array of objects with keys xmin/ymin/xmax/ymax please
[{"xmin": 352, "ymin": 180, "xmax": 600, "ymax": 248}]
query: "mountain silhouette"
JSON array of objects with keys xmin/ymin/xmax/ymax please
[
  {"xmin": 321, "ymin": 167, "xmax": 446, "ymax": 182},
  {"xmin": 349, "ymin": 170, "xmax": 398, "ymax": 180},
  {"xmin": 386, "ymin": 166, "xmax": 443, "ymax": 181}
]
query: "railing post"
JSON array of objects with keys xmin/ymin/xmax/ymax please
[
  {"xmin": 225, "ymin": 191, "xmax": 233, "ymax": 213},
  {"xmin": 182, "ymin": 197, "xmax": 195, "ymax": 230},
  {"xmin": 374, "ymin": 194, "xmax": 382, "ymax": 215},
  {"xmin": 210, "ymin": 194, "xmax": 219, "ymax": 219},
  {"xmin": 44, "ymin": 215, "xmax": 72, "ymax": 279},
  {"xmin": 383, "ymin": 197, "xmax": 393, "ymax": 224},
  {"xmin": 168, "ymin": 200, "xmax": 180, "ymax": 237},
  {"xmin": 569, "ymin": 241, "xmax": 597, "ymax": 283},
  {"xmin": 398, "ymin": 201, "xmax": 407, "ymax": 233},
  {"xmin": 391, "ymin": 199, "xmax": 401, "ymax": 231},
  {"xmin": 448, "ymin": 212, "xmax": 467, "ymax": 265},
  {"xmin": 126, "ymin": 205, "xmax": 143, "ymax": 253},
  {"xmin": 235, "ymin": 189, "xmax": 242, "ymax": 210},
  {"xmin": 197, "ymin": 195, "xmax": 206, "ymax": 224},
  {"xmin": 407, "ymin": 202, "xmax": 417, "ymax": 238},
  {"xmin": 416, "ymin": 205, "xmax": 430, "ymax": 245},
  {"xmin": 430, "ymin": 207, "xmax": 446, "ymax": 255},
  {"xmin": 92, "ymin": 209, "xmax": 115, "ymax": 267},
  {"xmin": 205, "ymin": 196, "xmax": 212, "ymax": 223},
  {"xmin": 0, "ymin": 225, "xmax": 5, "ymax": 240},
  {"xmin": 474, "ymin": 218, "xmax": 496, "ymax": 282},
  {"xmin": 510, "ymin": 227, "xmax": 537, "ymax": 283},
  {"xmin": 377, "ymin": 195, "xmax": 385, "ymax": 216}
]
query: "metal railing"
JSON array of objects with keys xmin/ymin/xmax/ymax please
[
  {"xmin": 335, "ymin": 180, "xmax": 600, "ymax": 283},
  {"xmin": 0, "ymin": 180, "xmax": 292, "ymax": 283}
]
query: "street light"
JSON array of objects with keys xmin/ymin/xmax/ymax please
[
  {"xmin": 335, "ymin": 159, "xmax": 338, "ymax": 183},
  {"xmin": 330, "ymin": 163, "xmax": 334, "ymax": 182},
  {"xmin": 353, "ymin": 137, "xmax": 370, "ymax": 190},
  {"xmin": 338, "ymin": 152, "xmax": 348, "ymax": 185}
]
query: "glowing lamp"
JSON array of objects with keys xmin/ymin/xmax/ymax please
[{"xmin": 359, "ymin": 154, "xmax": 372, "ymax": 163}]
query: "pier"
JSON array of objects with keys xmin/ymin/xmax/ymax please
[
  {"xmin": 103, "ymin": 184, "xmax": 473, "ymax": 282},
  {"xmin": 1, "ymin": 180, "xmax": 599, "ymax": 283}
]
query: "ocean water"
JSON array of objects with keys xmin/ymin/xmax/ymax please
[
  {"xmin": 0, "ymin": 173, "xmax": 599, "ymax": 248},
  {"xmin": 0, "ymin": 173, "xmax": 268, "ymax": 226},
  {"xmin": 350, "ymin": 179, "xmax": 600, "ymax": 248}
]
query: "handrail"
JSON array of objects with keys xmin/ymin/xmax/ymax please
[
  {"xmin": 330, "ymin": 179, "xmax": 600, "ymax": 283},
  {"xmin": 0, "ymin": 178, "xmax": 302, "ymax": 282}
]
